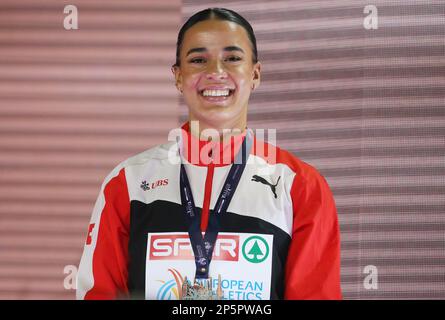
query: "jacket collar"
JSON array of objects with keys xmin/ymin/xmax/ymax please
[{"xmin": 180, "ymin": 121, "xmax": 247, "ymax": 167}]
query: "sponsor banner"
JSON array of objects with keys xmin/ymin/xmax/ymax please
[{"xmin": 145, "ymin": 232, "xmax": 273, "ymax": 300}]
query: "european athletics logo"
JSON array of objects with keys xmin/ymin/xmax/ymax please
[{"xmin": 156, "ymin": 268, "xmax": 184, "ymax": 300}]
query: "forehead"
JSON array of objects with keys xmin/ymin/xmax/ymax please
[{"xmin": 181, "ymin": 19, "xmax": 252, "ymax": 54}]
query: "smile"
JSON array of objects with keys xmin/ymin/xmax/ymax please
[
  {"xmin": 200, "ymin": 89, "xmax": 234, "ymax": 97},
  {"xmin": 197, "ymin": 88, "xmax": 235, "ymax": 104}
]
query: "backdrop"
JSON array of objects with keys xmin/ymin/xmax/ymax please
[{"xmin": 0, "ymin": 0, "xmax": 444, "ymax": 299}]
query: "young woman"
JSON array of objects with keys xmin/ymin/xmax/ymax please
[{"xmin": 77, "ymin": 8, "xmax": 342, "ymax": 300}]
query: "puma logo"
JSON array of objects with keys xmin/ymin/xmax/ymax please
[{"xmin": 251, "ymin": 175, "xmax": 281, "ymax": 199}]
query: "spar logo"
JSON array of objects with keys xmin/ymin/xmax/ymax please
[
  {"xmin": 149, "ymin": 234, "xmax": 239, "ymax": 261},
  {"xmin": 242, "ymin": 236, "xmax": 269, "ymax": 263}
]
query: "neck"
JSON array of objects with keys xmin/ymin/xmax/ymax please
[{"xmin": 188, "ymin": 116, "xmax": 247, "ymax": 142}]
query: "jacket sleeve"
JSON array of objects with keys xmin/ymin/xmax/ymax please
[
  {"xmin": 76, "ymin": 166, "xmax": 131, "ymax": 300},
  {"xmin": 284, "ymin": 166, "xmax": 342, "ymax": 299}
]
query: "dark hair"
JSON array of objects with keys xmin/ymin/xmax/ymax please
[{"xmin": 173, "ymin": 7, "xmax": 258, "ymax": 67}]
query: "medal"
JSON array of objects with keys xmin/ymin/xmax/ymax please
[
  {"xmin": 180, "ymin": 274, "xmax": 224, "ymax": 300},
  {"xmin": 178, "ymin": 129, "xmax": 253, "ymax": 300}
]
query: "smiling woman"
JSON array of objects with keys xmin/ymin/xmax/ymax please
[{"xmin": 76, "ymin": 7, "xmax": 342, "ymax": 301}]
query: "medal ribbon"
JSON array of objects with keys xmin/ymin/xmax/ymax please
[{"xmin": 179, "ymin": 129, "xmax": 253, "ymax": 279}]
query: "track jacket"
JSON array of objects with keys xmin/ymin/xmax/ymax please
[{"xmin": 77, "ymin": 122, "xmax": 342, "ymax": 300}]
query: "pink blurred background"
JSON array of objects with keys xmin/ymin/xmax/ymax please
[
  {"xmin": 1, "ymin": 0, "xmax": 181, "ymax": 299},
  {"xmin": 1, "ymin": 0, "xmax": 444, "ymax": 299}
]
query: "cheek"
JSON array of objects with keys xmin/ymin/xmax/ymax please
[
  {"xmin": 184, "ymin": 73, "xmax": 204, "ymax": 92},
  {"xmin": 237, "ymin": 78, "xmax": 249, "ymax": 88},
  {"xmin": 234, "ymin": 77, "xmax": 251, "ymax": 95},
  {"xmin": 233, "ymin": 69, "xmax": 253, "ymax": 89}
]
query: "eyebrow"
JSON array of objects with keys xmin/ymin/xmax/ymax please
[{"xmin": 185, "ymin": 46, "xmax": 245, "ymax": 57}]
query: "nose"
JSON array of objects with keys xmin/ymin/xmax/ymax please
[{"xmin": 205, "ymin": 60, "xmax": 227, "ymax": 80}]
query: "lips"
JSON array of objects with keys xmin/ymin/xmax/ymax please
[
  {"xmin": 199, "ymin": 89, "xmax": 234, "ymax": 98},
  {"xmin": 198, "ymin": 90, "xmax": 234, "ymax": 104},
  {"xmin": 198, "ymin": 88, "xmax": 235, "ymax": 96},
  {"xmin": 199, "ymin": 85, "xmax": 235, "ymax": 91},
  {"xmin": 199, "ymin": 86, "xmax": 235, "ymax": 99}
]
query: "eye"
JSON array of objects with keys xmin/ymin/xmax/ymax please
[
  {"xmin": 189, "ymin": 57, "xmax": 206, "ymax": 64},
  {"xmin": 225, "ymin": 56, "xmax": 242, "ymax": 62}
]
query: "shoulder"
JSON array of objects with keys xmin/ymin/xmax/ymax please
[
  {"xmin": 252, "ymin": 136, "xmax": 325, "ymax": 184},
  {"xmin": 100, "ymin": 141, "xmax": 177, "ymax": 186},
  {"xmin": 121, "ymin": 140, "xmax": 176, "ymax": 168}
]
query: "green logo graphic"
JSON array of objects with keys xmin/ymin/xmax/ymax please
[{"xmin": 242, "ymin": 236, "xmax": 269, "ymax": 263}]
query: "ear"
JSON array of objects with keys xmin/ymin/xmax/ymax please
[
  {"xmin": 251, "ymin": 61, "xmax": 261, "ymax": 90},
  {"xmin": 171, "ymin": 65, "xmax": 183, "ymax": 92}
]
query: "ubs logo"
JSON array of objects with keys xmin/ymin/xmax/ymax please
[{"xmin": 140, "ymin": 179, "xmax": 169, "ymax": 191}]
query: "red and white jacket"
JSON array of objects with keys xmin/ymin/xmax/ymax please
[{"xmin": 77, "ymin": 122, "xmax": 342, "ymax": 300}]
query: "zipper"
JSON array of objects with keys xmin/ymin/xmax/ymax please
[{"xmin": 200, "ymin": 161, "xmax": 215, "ymax": 232}]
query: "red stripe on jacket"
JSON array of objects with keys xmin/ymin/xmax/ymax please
[{"xmin": 85, "ymin": 168, "xmax": 130, "ymax": 299}]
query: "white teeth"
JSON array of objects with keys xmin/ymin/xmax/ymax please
[{"xmin": 202, "ymin": 89, "xmax": 230, "ymax": 97}]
